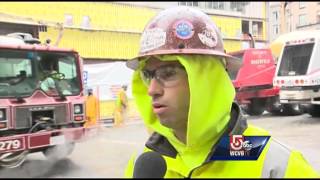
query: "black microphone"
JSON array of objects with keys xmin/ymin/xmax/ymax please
[{"xmin": 133, "ymin": 151, "xmax": 167, "ymax": 178}]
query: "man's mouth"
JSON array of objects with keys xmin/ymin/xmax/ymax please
[{"xmin": 152, "ymin": 103, "xmax": 168, "ymax": 114}]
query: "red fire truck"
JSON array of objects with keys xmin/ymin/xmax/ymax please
[
  {"xmin": 227, "ymin": 34, "xmax": 303, "ymax": 116},
  {"xmin": 0, "ymin": 33, "xmax": 87, "ymax": 168}
]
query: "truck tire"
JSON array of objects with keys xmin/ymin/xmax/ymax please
[
  {"xmin": 244, "ymin": 98, "xmax": 266, "ymax": 116},
  {"xmin": 0, "ymin": 150, "xmax": 28, "ymax": 168},
  {"xmin": 266, "ymin": 96, "xmax": 282, "ymax": 115},
  {"xmin": 282, "ymin": 104, "xmax": 304, "ymax": 116},
  {"xmin": 307, "ymin": 104, "xmax": 320, "ymax": 117},
  {"xmin": 267, "ymin": 108, "xmax": 282, "ymax": 115},
  {"xmin": 42, "ymin": 142, "xmax": 75, "ymax": 160}
]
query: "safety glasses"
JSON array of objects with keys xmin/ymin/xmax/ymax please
[{"xmin": 140, "ymin": 64, "xmax": 186, "ymax": 87}]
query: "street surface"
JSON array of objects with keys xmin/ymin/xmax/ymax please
[
  {"xmin": 0, "ymin": 113, "xmax": 319, "ymax": 178},
  {"xmin": 248, "ymin": 112, "xmax": 320, "ymax": 174}
]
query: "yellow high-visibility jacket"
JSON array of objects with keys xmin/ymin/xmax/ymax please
[
  {"xmin": 124, "ymin": 55, "xmax": 319, "ymax": 178},
  {"xmin": 84, "ymin": 94, "xmax": 99, "ymax": 127},
  {"xmin": 116, "ymin": 89, "xmax": 128, "ymax": 112}
]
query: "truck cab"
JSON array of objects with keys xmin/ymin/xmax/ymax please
[
  {"xmin": 273, "ymin": 30, "xmax": 320, "ymax": 117},
  {"xmin": 229, "ymin": 48, "xmax": 281, "ymax": 115},
  {"xmin": 0, "ymin": 33, "xmax": 87, "ymax": 168},
  {"xmin": 228, "ymin": 34, "xmax": 303, "ymax": 116}
]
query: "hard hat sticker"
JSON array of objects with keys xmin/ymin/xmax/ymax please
[
  {"xmin": 198, "ymin": 26, "xmax": 218, "ymax": 47},
  {"xmin": 140, "ymin": 28, "xmax": 166, "ymax": 53},
  {"xmin": 174, "ymin": 20, "xmax": 194, "ymax": 40}
]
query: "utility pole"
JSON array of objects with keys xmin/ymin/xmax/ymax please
[
  {"xmin": 280, "ymin": 1, "xmax": 288, "ymax": 34},
  {"xmin": 53, "ymin": 23, "xmax": 64, "ymax": 47}
]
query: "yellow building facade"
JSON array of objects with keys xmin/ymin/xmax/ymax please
[
  {"xmin": 0, "ymin": 2, "xmax": 268, "ymax": 120},
  {"xmin": 0, "ymin": 2, "xmax": 267, "ymax": 60}
]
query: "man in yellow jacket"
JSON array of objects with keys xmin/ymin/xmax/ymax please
[
  {"xmin": 84, "ymin": 88, "xmax": 100, "ymax": 128},
  {"xmin": 114, "ymin": 85, "xmax": 128, "ymax": 126},
  {"xmin": 124, "ymin": 6, "xmax": 319, "ymax": 178}
]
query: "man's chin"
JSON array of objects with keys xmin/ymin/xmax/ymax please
[{"xmin": 159, "ymin": 118, "xmax": 174, "ymax": 129}]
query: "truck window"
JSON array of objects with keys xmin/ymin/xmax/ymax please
[
  {"xmin": 0, "ymin": 58, "xmax": 32, "ymax": 78},
  {"xmin": 0, "ymin": 50, "xmax": 36, "ymax": 97},
  {"xmin": 228, "ymin": 53, "xmax": 243, "ymax": 80},
  {"xmin": 0, "ymin": 50, "xmax": 81, "ymax": 98},
  {"xmin": 58, "ymin": 58, "xmax": 76, "ymax": 79},
  {"xmin": 0, "ymin": 50, "xmax": 33, "ymax": 78},
  {"xmin": 57, "ymin": 56, "xmax": 80, "ymax": 95},
  {"xmin": 277, "ymin": 43, "xmax": 314, "ymax": 76},
  {"xmin": 38, "ymin": 52, "xmax": 81, "ymax": 96}
]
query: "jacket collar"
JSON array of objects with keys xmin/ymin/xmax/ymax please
[{"xmin": 145, "ymin": 102, "xmax": 248, "ymax": 159}]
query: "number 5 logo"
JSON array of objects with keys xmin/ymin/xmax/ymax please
[{"xmin": 230, "ymin": 135, "xmax": 244, "ymax": 151}]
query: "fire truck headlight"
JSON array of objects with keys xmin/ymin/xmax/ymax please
[
  {"xmin": 0, "ymin": 109, "xmax": 6, "ymax": 120},
  {"xmin": 74, "ymin": 104, "xmax": 83, "ymax": 114}
]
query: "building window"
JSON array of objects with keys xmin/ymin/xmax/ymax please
[
  {"xmin": 81, "ymin": 16, "xmax": 91, "ymax": 28},
  {"xmin": 299, "ymin": 2, "xmax": 306, "ymax": 9},
  {"xmin": 230, "ymin": 2, "xmax": 249, "ymax": 12},
  {"xmin": 205, "ymin": 2, "xmax": 213, "ymax": 9},
  {"xmin": 273, "ymin": 25, "xmax": 279, "ymax": 35},
  {"xmin": 242, "ymin": 20, "xmax": 249, "ymax": 34},
  {"xmin": 206, "ymin": 2, "xmax": 225, "ymax": 10},
  {"xmin": 178, "ymin": 2, "xmax": 198, "ymax": 7},
  {"xmin": 38, "ymin": 25, "xmax": 47, "ymax": 32},
  {"xmin": 273, "ymin": 11, "xmax": 278, "ymax": 21},
  {"xmin": 191, "ymin": 2, "xmax": 198, "ymax": 6},
  {"xmin": 299, "ymin": 14, "xmax": 307, "ymax": 26},
  {"xmin": 252, "ymin": 21, "xmax": 263, "ymax": 38},
  {"xmin": 218, "ymin": 2, "xmax": 224, "ymax": 9},
  {"xmin": 64, "ymin": 14, "xmax": 73, "ymax": 26},
  {"xmin": 317, "ymin": 11, "xmax": 320, "ymax": 23}
]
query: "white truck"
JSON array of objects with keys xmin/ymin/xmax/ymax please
[{"xmin": 273, "ymin": 30, "xmax": 320, "ymax": 117}]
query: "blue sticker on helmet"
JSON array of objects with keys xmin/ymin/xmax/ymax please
[{"xmin": 174, "ymin": 20, "xmax": 194, "ymax": 39}]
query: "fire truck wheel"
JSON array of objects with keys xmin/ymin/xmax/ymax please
[
  {"xmin": 307, "ymin": 104, "xmax": 320, "ymax": 117},
  {"xmin": 282, "ymin": 104, "xmax": 304, "ymax": 116},
  {"xmin": 42, "ymin": 142, "xmax": 75, "ymax": 160},
  {"xmin": 244, "ymin": 98, "xmax": 266, "ymax": 116},
  {"xmin": 0, "ymin": 150, "xmax": 28, "ymax": 168}
]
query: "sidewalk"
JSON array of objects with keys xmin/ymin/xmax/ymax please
[{"xmin": 99, "ymin": 116, "xmax": 143, "ymax": 128}]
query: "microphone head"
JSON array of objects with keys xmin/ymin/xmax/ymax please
[{"xmin": 133, "ymin": 151, "xmax": 167, "ymax": 178}]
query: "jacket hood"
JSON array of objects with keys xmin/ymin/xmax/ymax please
[{"xmin": 131, "ymin": 54, "xmax": 235, "ymax": 167}]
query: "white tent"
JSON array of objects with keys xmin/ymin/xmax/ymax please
[{"xmin": 83, "ymin": 61, "xmax": 134, "ymax": 100}]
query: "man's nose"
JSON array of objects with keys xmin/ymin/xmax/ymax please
[{"xmin": 147, "ymin": 78, "xmax": 163, "ymax": 97}]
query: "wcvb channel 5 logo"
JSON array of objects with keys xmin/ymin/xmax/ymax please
[
  {"xmin": 229, "ymin": 135, "xmax": 253, "ymax": 156},
  {"xmin": 210, "ymin": 135, "xmax": 270, "ymax": 161}
]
